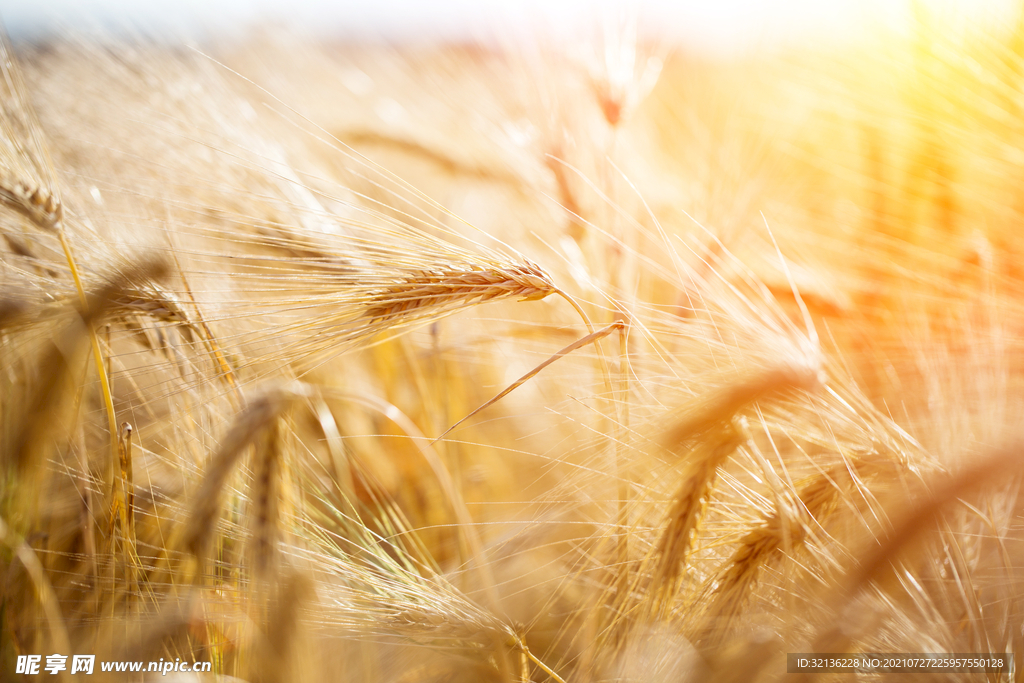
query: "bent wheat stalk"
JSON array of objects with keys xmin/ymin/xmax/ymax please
[{"xmin": 434, "ymin": 319, "xmax": 625, "ymax": 442}]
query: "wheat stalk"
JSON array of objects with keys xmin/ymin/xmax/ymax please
[
  {"xmin": 109, "ymin": 421, "xmax": 139, "ymax": 611},
  {"xmin": 251, "ymin": 418, "xmax": 284, "ymax": 581}
]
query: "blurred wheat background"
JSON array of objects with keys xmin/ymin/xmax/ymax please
[{"xmin": 2, "ymin": 1, "xmax": 1024, "ymax": 681}]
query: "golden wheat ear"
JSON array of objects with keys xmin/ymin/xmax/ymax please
[
  {"xmin": 181, "ymin": 383, "xmax": 309, "ymax": 565},
  {"xmin": 649, "ymin": 418, "xmax": 750, "ymax": 616},
  {"xmin": 693, "ymin": 455, "xmax": 899, "ymax": 653},
  {"xmin": 660, "ymin": 365, "xmax": 822, "ymax": 450},
  {"xmin": 362, "ymin": 261, "xmax": 556, "ymax": 324},
  {"xmin": 3, "ymin": 262, "xmax": 166, "ymax": 480},
  {"xmin": 811, "ymin": 441, "xmax": 1024, "ymax": 656}
]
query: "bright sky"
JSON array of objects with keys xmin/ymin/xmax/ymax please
[{"xmin": 2, "ymin": 0, "xmax": 1019, "ymax": 54}]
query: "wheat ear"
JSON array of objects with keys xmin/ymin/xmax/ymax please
[
  {"xmin": 0, "ymin": 170, "xmax": 61, "ymax": 230},
  {"xmin": 650, "ymin": 418, "xmax": 750, "ymax": 616},
  {"xmin": 695, "ymin": 457, "xmax": 888, "ymax": 650},
  {"xmin": 251, "ymin": 418, "xmax": 284, "ymax": 581},
  {"xmin": 362, "ymin": 261, "xmax": 555, "ymax": 322},
  {"xmin": 660, "ymin": 365, "xmax": 822, "ymax": 450},
  {"xmin": 182, "ymin": 384, "xmax": 305, "ymax": 565},
  {"xmin": 812, "ymin": 441, "xmax": 1024, "ymax": 655}
]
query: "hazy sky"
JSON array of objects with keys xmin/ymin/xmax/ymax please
[{"xmin": 2, "ymin": 0, "xmax": 1019, "ymax": 54}]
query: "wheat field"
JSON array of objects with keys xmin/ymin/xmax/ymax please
[{"xmin": 2, "ymin": 7, "xmax": 1024, "ymax": 682}]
